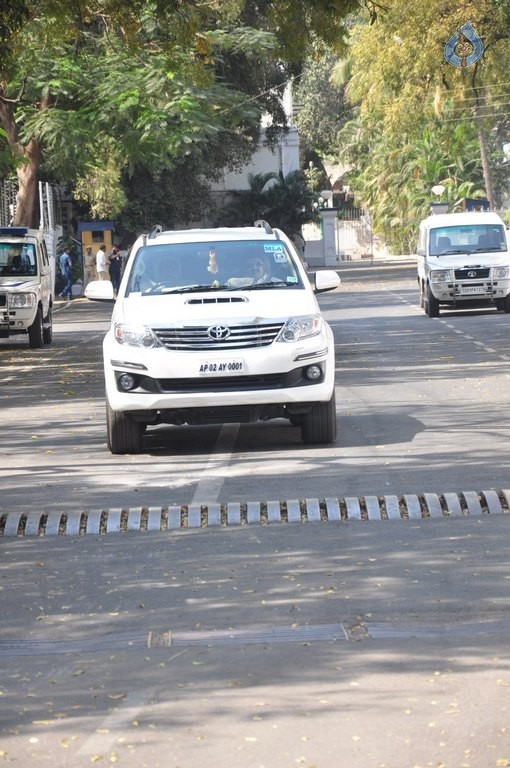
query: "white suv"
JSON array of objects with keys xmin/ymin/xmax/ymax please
[
  {"xmin": 0, "ymin": 226, "xmax": 53, "ymax": 347},
  {"xmin": 86, "ymin": 221, "xmax": 340, "ymax": 454}
]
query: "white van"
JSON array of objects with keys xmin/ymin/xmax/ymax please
[
  {"xmin": 416, "ymin": 211, "xmax": 510, "ymax": 317},
  {"xmin": 0, "ymin": 226, "xmax": 53, "ymax": 347},
  {"xmin": 86, "ymin": 221, "xmax": 341, "ymax": 454}
]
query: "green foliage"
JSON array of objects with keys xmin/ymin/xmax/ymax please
[
  {"xmin": 293, "ymin": 47, "xmax": 353, "ymax": 161},
  {"xmin": 339, "ymin": 0, "xmax": 510, "ymax": 251},
  {"xmin": 0, "ymin": 0, "xmax": 365, "ymax": 230},
  {"xmin": 216, "ymin": 170, "xmax": 316, "ymax": 238}
]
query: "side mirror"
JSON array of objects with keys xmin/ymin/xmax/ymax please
[
  {"xmin": 85, "ymin": 280, "xmax": 115, "ymax": 302},
  {"xmin": 416, "ymin": 247, "xmax": 425, "ymax": 256},
  {"xmin": 314, "ymin": 270, "xmax": 341, "ymax": 293}
]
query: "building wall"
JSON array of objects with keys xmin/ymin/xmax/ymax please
[{"xmin": 210, "ymin": 127, "xmax": 300, "ymax": 192}]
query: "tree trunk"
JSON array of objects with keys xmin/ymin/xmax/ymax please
[
  {"xmin": 475, "ymin": 106, "xmax": 495, "ymax": 209},
  {"xmin": 13, "ymin": 138, "xmax": 42, "ymax": 227},
  {"xmin": 0, "ymin": 90, "xmax": 44, "ymax": 227}
]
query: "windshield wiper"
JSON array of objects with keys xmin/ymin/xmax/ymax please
[
  {"xmin": 474, "ymin": 246, "xmax": 505, "ymax": 252},
  {"xmin": 147, "ymin": 284, "xmax": 227, "ymax": 295},
  {"xmin": 435, "ymin": 249, "xmax": 469, "ymax": 256},
  {"xmin": 227, "ymin": 281, "xmax": 293, "ymax": 291}
]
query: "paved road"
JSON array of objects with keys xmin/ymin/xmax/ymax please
[
  {"xmin": 2, "ymin": 260, "xmax": 510, "ymax": 767},
  {"xmin": 2, "ymin": 259, "xmax": 510, "ymax": 521},
  {"xmin": 2, "ymin": 517, "xmax": 510, "ymax": 768}
]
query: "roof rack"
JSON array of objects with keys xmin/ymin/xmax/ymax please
[
  {"xmin": 254, "ymin": 219, "xmax": 273, "ymax": 234},
  {"xmin": 148, "ymin": 224, "xmax": 163, "ymax": 239}
]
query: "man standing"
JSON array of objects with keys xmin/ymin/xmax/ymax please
[
  {"xmin": 108, "ymin": 246, "xmax": 123, "ymax": 297},
  {"xmin": 83, "ymin": 245, "xmax": 96, "ymax": 288},
  {"xmin": 96, "ymin": 243, "xmax": 108, "ymax": 280},
  {"xmin": 59, "ymin": 246, "xmax": 73, "ymax": 301}
]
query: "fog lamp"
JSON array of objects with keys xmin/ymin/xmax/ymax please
[
  {"xmin": 305, "ymin": 365, "xmax": 322, "ymax": 381},
  {"xmin": 118, "ymin": 373, "xmax": 137, "ymax": 391}
]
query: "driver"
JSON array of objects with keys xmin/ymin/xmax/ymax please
[{"xmin": 142, "ymin": 254, "xmax": 182, "ymax": 290}]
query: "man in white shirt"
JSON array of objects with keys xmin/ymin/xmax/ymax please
[{"xmin": 96, "ymin": 244, "xmax": 108, "ymax": 280}]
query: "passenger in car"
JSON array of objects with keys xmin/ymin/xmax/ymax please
[{"xmin": 246, "ymin": 254, "xmax": 282, "ymax": 284}]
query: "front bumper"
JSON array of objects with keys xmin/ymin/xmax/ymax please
[
  {"xmin": 430, "ymin": 277, "xmax": 510, "ymax": 303},
  {"xmin": 104, "ymin": 329, "xmax": 336, "ymax": 413}
]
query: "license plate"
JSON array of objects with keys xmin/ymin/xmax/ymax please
[
  {"xmin": 198, "ymin": 359, "xmax": 244, "ymax": 375},
  {"xmin": 460, "ymin": 286, "xmax": 485, "ymax": 295}
]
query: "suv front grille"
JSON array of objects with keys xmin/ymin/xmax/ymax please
[
  {"xmin": 153, "ymin": 322, "xmax": 284, "ymax": 350},
  {"xmin": 454, "ymin": 267, "xmax": 490, "ymax": 279}
]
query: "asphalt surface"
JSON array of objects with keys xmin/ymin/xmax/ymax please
[
  {"xmin": 2, "ymin": 258, "xmax": 510, "ymax": 767},
  {"xmin": 2, "ymin": 518, "xmax": 510, "ymax": 768}
]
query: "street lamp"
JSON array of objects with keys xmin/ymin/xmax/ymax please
[
  {"xmin": 320, "ymin": 189, "xmax": 333, "ymax": 208},
  {"xmin": 431, "ymin": 184, "xmax": 446, "ymax": 197},
  {"xmin": 430, "ymin": 184, "xmax": 448, "ymax": 214}
]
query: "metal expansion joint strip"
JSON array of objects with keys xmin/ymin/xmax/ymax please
[{"xmin": 1, "ymin": 489, "xmax": 509, "ymax": 537}]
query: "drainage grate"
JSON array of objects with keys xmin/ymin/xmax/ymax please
[{"xmin": 1, "ymin": 489, "xmax": 510, "ymax": 537}]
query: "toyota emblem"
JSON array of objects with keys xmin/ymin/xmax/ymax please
[
  {"xmin": 207, "ymin": 324, "xmax": 231, "ymax": 340},
  {"xmin": 467, "ymin": 270, "xmax": 477, "ymax": 278}
]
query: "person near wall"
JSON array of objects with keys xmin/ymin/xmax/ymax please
[
  {"xmin": 83, "ymin": 245, "xmax": 96, "ymax": 288},
  {"xmin": 58, "ymin": 246, "xmax": 73, "ymax": 301},
  {"xmin": 96, "ymin": 243, "xmax": 108, "ymax": 280},
  {"xmin": 108, "ymin": 246, "xmax": 123, "ymax": 297}
]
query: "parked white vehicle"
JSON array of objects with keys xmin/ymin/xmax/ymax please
[
  {"xmin": 416, "ymin": 211, "xmax": 510, "ymax": 317},
  {"xmin": 0, "ymin": 226, "xmax": 53, "ymax": 347},
  {"xmin": 86, "ymin": 221, "xmax": 341, "ymax": 454}
]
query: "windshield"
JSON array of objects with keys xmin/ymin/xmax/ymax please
[
  {"xmin": 0, "ymin": 242, "xmax": 37, "ymax": 276},
  {"xmin": 125, "ymin": 239, "xmax": 302, "ymax": 296},
  {"xmin": 429, "ymin": 224, "xmax": 507, "ymax": 256}
]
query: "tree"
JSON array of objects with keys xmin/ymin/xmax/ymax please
[
  {"xmin": 0, "ymin": 0, "xmax": 373, "ymax": 229},
  {"xmin": 339, "ymin": 0, "xmax": 510, "ymax": 248},
  {"xmin": 216, "ymin": 170, "xmax": 316, "ymax": 239}
]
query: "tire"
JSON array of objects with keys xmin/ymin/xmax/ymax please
[
  {"xmin": 300, "ymin": 391, "xmax": 337, "ymax": 445},
  {"xmin": 43, "ymin": 306, "xmax": 53, "ymax": 344},
  {"xmin": 426, "ymin": 284, "xmax": 440, "ymax": 318},
  {"xmin": 503, "ymin": 295, "xmax": 510, "ymax": 314},
  {"xmin": 418, "ymin": 278, "xmax": 424, "ymax": 308},
  {"xmin": 106, "ymin": 398, "xmax": 144, "ymax": 454},
  {"xmin": 28, "ymin": 306, "xmax": 44, "ymax": 348}
]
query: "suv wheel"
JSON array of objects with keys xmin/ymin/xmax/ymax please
[
  {"xmin": 43, "ymin": 306, "xmax": 53, "ymax": 344},
  {"xmin": 106, "ymin": 398, "xmax": 144, "ymax": 454},
  {"xmin": 425, "ymin": 285, "xmax": 440, "ymax": 318},
  {"xmin": 28, "ymin": 306, "xmax": 44, "ymax": 348},
  {"xmin": 300, "ymin": 392, "xmax": 337, "ymax": 444}
]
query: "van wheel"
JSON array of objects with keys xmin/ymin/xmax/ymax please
[
  {"xmin": 301, "ymin": 392, "xmax": 337, "ymax": 444},
  {"xmin": 28, "ymin": 307, "xmax": 44, "ymax": 348},
  {"xmin": 106, "ymin": 399, "xmax": 144, "ymax": 454},
  {"xmin": 426, "ymin": 285, "xmax": 440, "ymax": 318},
  {"xmin": 43, "ymin": 306, "xmax": 53, "ymax": 344}
]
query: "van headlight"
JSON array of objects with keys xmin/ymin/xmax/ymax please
[
  {"xmin": 113, "ymin": 323, "xmax": 161, "ymax": 348},
  {"xmin": 278, "ymin": 315, "xmax": 322, "ymax": 343},
  {"xmin": 430, "ymin": 270, "xmax": 451, "ymax": 283},
  {"xmin": 8, "ymin": 293, "xmax": 36, "ymax": 308},
  {"xmin": 493, "ymin": 266, "xmax": 510, "ymax": 279}
]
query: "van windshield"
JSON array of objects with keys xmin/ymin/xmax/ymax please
[
  {"xmin": 429, "ymin": 224, "xmax": 507, "ymax": 256},
  {"xmin": 126, "ymin": 239, "xmax": 302, "ymax": 295},
  {"xmin": 0, "ymin": 242, "xmax": 37, "ymax": 276}
]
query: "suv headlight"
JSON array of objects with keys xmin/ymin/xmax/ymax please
[
  {"xmin": 493, "ymin": 266, "xmax": 510, "ymax": 279},
  {"xmin": 430, "ymin": 270, "xmax": 451, "ymax": 283},
  {"xmin": 277, "ymin": 315, "xmax": 322, "ymax": 343},
  {"xmin": 113, "ymin": 323, "xmax": 161, "ymax": 348},
  {"xmin": 8, "ymin": 293, "xmax": 36, "ymax": 308}
]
